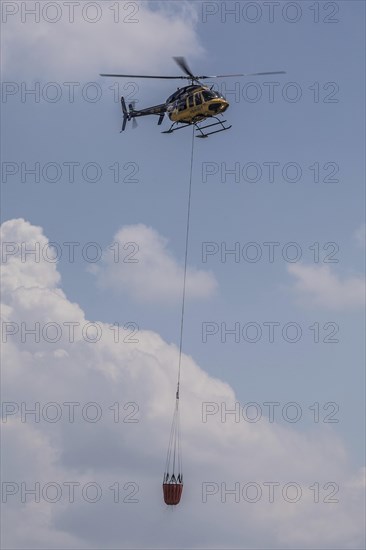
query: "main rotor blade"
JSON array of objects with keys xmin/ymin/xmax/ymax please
[
  {"xmin": 100, "ymin": 70, "xmax": 286, "ymax": 80},
  {"xmin": 196, "ymin": 74, "xmax": 245, "ymax": 79},
  {"xmin": 100, "ymin": 73, "xmax": 189, "ymax": 79},
  {"xmin": 199, "ymin": 71, "xmax": 286, "ymax": 79},
  {"xmin": 240, "ymin": 71, "xmax": 287, "ymax": 76},
  {"xmin": 173, "ymin": 56, "xmax": 195, "ymax": 79}
]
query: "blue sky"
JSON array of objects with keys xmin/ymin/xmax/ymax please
[{"xmin": 1, "ymin": 1, "xmax": 365, "ymax": 548}]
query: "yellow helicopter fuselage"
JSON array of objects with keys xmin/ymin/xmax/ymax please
[{"xmin": 168, "ymin": 86, "xmax": 229, "ymax": 124}]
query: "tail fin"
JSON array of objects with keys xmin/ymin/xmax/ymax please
[{"xmin": 129, "ymin": 101, "xmax": 138, "ymax": 129}]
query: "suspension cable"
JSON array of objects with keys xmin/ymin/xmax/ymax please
[
  {"xmin": 176, "ymin": 125, "xmax": 195, "ymax": 399},
  {"xmin": 164, "ymin": 126, "xmax": 195, "ymax": 483}
]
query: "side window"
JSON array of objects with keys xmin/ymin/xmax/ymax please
[
  {"xmin": 178, "ymin": 100, "xmax": 186, "ymax": 111},
  {"xmin": 195, "ymin": 93, "xmax": 202, "ymax": 106},
  {"xmin": 188, "ymin": 96, "xmax": 194, "ymax": 108}
]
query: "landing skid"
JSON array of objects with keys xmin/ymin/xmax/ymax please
[
  {"xmin": 195, "ymin": 119, "xmax": 232, "ymax": 138},
  {"xmin": 161, "ymin": 122, "xmax": 192, "ymax": 134},
  {"xmin": 162, "ymin": 117, "xmax": 232, "ymax": 138}
]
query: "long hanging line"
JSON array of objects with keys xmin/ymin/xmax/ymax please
[
  {"xmin": 163, "ymin": 126, "xmax": 195, "ymax": 505},
  {"xmin": 176, "ymin": 125, "xmax": 196, "ymax": 400}
]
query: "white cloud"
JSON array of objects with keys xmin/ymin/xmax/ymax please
[
  {"xmin": 1, "ymin": 2, "xmax": 204, "ymax": 80},
  {"xmin": 1, "ymin": 218, "xmax": 60, "ymax": 294},
  {"xmin": 91, "ymin": 223, "xmax": 218, "ymax": 304},
  {"xmin": 1, "ymin": 219, "xmax": 365, "ymax": 549},
  {"xmin": 287, "ymin": 263, "xmax": 365, "ymax": 311}
]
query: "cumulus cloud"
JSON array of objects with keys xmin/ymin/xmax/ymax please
[
  {"xmin": 91, "ymin": 223, "xmax": 218, "ymax": 304},
  {"xmin": 1, "ymin": 2, "xmax": 204, "ymax": 80},
  {"xmin": 1, "ymin": 218, "xmax": 60, "ymax": 293},
  {"xmin": 1, "ymin": 218, "xmax": 365, "ymax": 549},
  {"xmin": 287, "ymin": 263, "xmax": 365, "ymax": 311}
]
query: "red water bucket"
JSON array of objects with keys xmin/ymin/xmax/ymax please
[{"xmin": 163, "ymin": 482, "xmax": 183, "ymax": 505}]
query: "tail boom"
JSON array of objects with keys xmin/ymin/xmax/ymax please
[{"xmin": 120, "ymin": 96, "xmax": 166, "ymax": 132}]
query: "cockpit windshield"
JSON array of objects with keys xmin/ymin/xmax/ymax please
[
  {"xmin": 202, "ymin": 90, "xmax": 216, "ymax": 101},
  {"xmin": 202, "ymin": 89, "xmax": 225, "ymax": 101}
]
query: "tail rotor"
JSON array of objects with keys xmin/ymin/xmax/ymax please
[
  {"xmin": 120, "ymin": 97, "xmax": 137, "ymax": 132},
  {"xmin": 129, "ymin": 101, "xmax": 138, "ymax": 129},
  {"xmin": 120, "ymin": 97, "xmax": 128, "ymax": 132}
]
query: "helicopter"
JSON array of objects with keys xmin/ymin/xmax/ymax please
[{"xmin": 100, "ymin": 57, "xmax": 285, "ymax": 138}]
